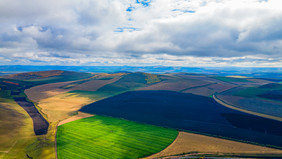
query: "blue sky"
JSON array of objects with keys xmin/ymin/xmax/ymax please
[{"xmin": 0, "ymin": 0, "xmax": 281, "ymax": 67}]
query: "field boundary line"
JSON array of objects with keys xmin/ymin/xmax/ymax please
[
  {"xmin": 142, "ymin": 131, "xmax": 180, "ymax": 159},
  {"xmin": 1, "ymin": 140, "xmax": 18, "ymax": 158},
  {"xmin": 55, "ymin": 123, "xmax": 58, "ymax": 159},
  {"xmin": 213, "ymin": 94, "xmax": 282, "ymax": 122},
  {"xmin": 180, "ymin": 83, "xmax": 216, "ymax": 92}
]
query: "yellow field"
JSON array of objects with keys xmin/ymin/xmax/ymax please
[
  {"xmin": 37, "ymin": 93, "xmax": 94, "ymax": 122},
  {"xmin": 24, "ymin": 81, "xmax": 74, "ymax": 102},
  {"xmin": 145, "ymin": 132, "xmax": 282, "ymax": 159}
]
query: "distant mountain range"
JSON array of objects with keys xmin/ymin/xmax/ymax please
[{"xmin": 0, "ymin": 65, "xmax": 281, "ymax": 79}]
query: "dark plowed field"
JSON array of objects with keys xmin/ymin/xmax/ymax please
[
  {"xmin": 14, "ymin": 97, "xmax": 49, "ymax": 135},
  {"xmin": 80, "ymin": 90, "xmax": 282, "ymax": 149}
]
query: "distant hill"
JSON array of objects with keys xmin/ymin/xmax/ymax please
[
  {"xmin": 1, "ymin": 65, "xmax": 281, "ymax": 79},
  {"xmin": 3, "ymin": 70, "xmax": 93, "ymax": 82},
  {"xmin": 97, "ymin": 72, "xmax": 161, "ymax": 94},
  {"xmin": 4, "ymin": 70, "xmax": 65, "ymax": 80},
  {"xmin": 0, "ymin": 70, "xmax": 93, "ymax": 99}
]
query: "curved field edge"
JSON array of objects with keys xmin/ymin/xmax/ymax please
[
  {"xmin": 213, "ymin": 94, "xmax": 282, "ymax": 122},
  {"xmin": 144, "ymin": 131, "xmax": 282, "ymax": 159},
  {"xmin": 56, "ymin": 115, "xmax": 178, "ymax": 159},
  {"xmin": 79, "ymin": 90, "xmax": 282, "ymax": 149}
]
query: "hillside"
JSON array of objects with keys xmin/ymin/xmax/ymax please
[
  {"xmin": 97, "ymin": 72, "xmax": 161, "ymax": 94},
  {"xmin": 3, "ymin": 70, "xmax": 93, "ymax": 82}
]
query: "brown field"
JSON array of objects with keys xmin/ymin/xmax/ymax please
[
  {"xmin": 25, "ymin": 81, "xmax": 75, "ymax": 102},
  {"xmin": 145, "ymin": 132, "xmax": 282, "ymax": 159},
  {"xmin": 58, "ymin": 112, "xmax": 94, "ymax": 126},
  {"xmin": 139, "ymin": 79, "xmax": 211, "ymax": 91},
  {"xmin": 37, "ymin": 93, "xmax": 94, "ymax": 122},
  {"xmin": 183, "ymin": 83, "xmax": 236, "ymax": 96},
  {"xmin": 175, "ymin": 74, "xmax": 224, "ymax": 83},
  {"xmin": 183, "ymin": 87, "xmax": 215, "ymax": 96},
  {"xmin": 25, "ymin": 78, "xmax": 118, "ymax": 102}
]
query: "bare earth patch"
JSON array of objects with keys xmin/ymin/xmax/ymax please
[
  {"xmin": 145, "ymin": 132, "xmax": 282, "ymax": 159},
  {"xmin": 58, "ymin": 112, "xmax": 94, "ymax": 126}
]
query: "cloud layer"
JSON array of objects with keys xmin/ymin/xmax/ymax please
[{"xmin": 0, "ymin": 0, "xmax": 282, "ymax": 66}]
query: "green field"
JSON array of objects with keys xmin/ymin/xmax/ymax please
[{"xmin": 57, "ymin": 116, "xmax": 178, "ymax": 159}]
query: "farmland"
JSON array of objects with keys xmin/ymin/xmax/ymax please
[
  {"xmin": 0, "ymin": 97, "xmax": 55, "ymax": 159},
  {"xmin": 80, "ymin": 90, "xmax": 282, "ymax": 148},
  {"xmin": 233, "ymin": 83, "xmax": 282, "ymax": 102},
  {"xmin": 97, "ymin": 72, "xmax": 161, "ymax": 95},
  {"xmin": 57, "ymin": 116, "xmax": 178, "ymax": 159},
  {"xmin": 0, "ymin": 70, "xmax": 96, "ymax": 158},
  {"xmin": 215, "ymin": 94, "xmax": 282, "ymax": 119},
  {"xmin": 1, "ymin": 70, "xmax": 282, "ymax": 158},
  {"xmin": 13, "ymin": 97, "xmax": 49, "ymax": 135},
  {"xmin": 36, "ymin": 92, "xmax": 93, "ymax": 122}
]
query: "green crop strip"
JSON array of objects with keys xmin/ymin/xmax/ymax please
[{"xmin": 57, "ymin": 116, "xmax": 178, "ymax": 159}]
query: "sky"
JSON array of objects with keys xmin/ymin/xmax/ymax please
[{"xmin": 0, "ymin": 0, "xmax": 282, "ymax": 67}]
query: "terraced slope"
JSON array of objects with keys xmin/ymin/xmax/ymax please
[{"xmin": 57, "ymin": 116, "xmax": 178, "ymax": 159}]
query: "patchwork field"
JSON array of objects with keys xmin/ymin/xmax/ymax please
[
  {"xmin": 97, "ymin": 72, "xmax": 161, "ymax": 94},
  {"xmin": 80, "ymin": 90, "xmax": 282, "ymax": 148},
  {"xmin": 1, "ymin": 70, "xmax": 282, "ymax": 159},
  {"xmin": 183, "ymin": 83, "xmax": 236, "ymax": 97},
  {"xmin": 25, "ymin": 78, "xmax": 118, "ymax": 102},
  {"xmin": 139, "ymin": 78, "xmax": 211, "ymax": 92},
  {"xmin": 57, "ymin": 116, "xmax": 178, "ymax": 159},
  {"xmin": 24, "ymin": 81, "xmax": 75, "ymax": 102}
]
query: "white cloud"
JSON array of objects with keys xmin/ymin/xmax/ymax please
[{"xmin": 0, "ymin": 0, "xmax": 282, "ymax": 66}]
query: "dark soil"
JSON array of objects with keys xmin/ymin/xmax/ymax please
[
  {"xmin": 13, "ymin": 97, "xmax": 49, "ymax": 135},
  {"xmin": 80, "ymin": 90, "xmax": 282, "ymax": 149}
]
